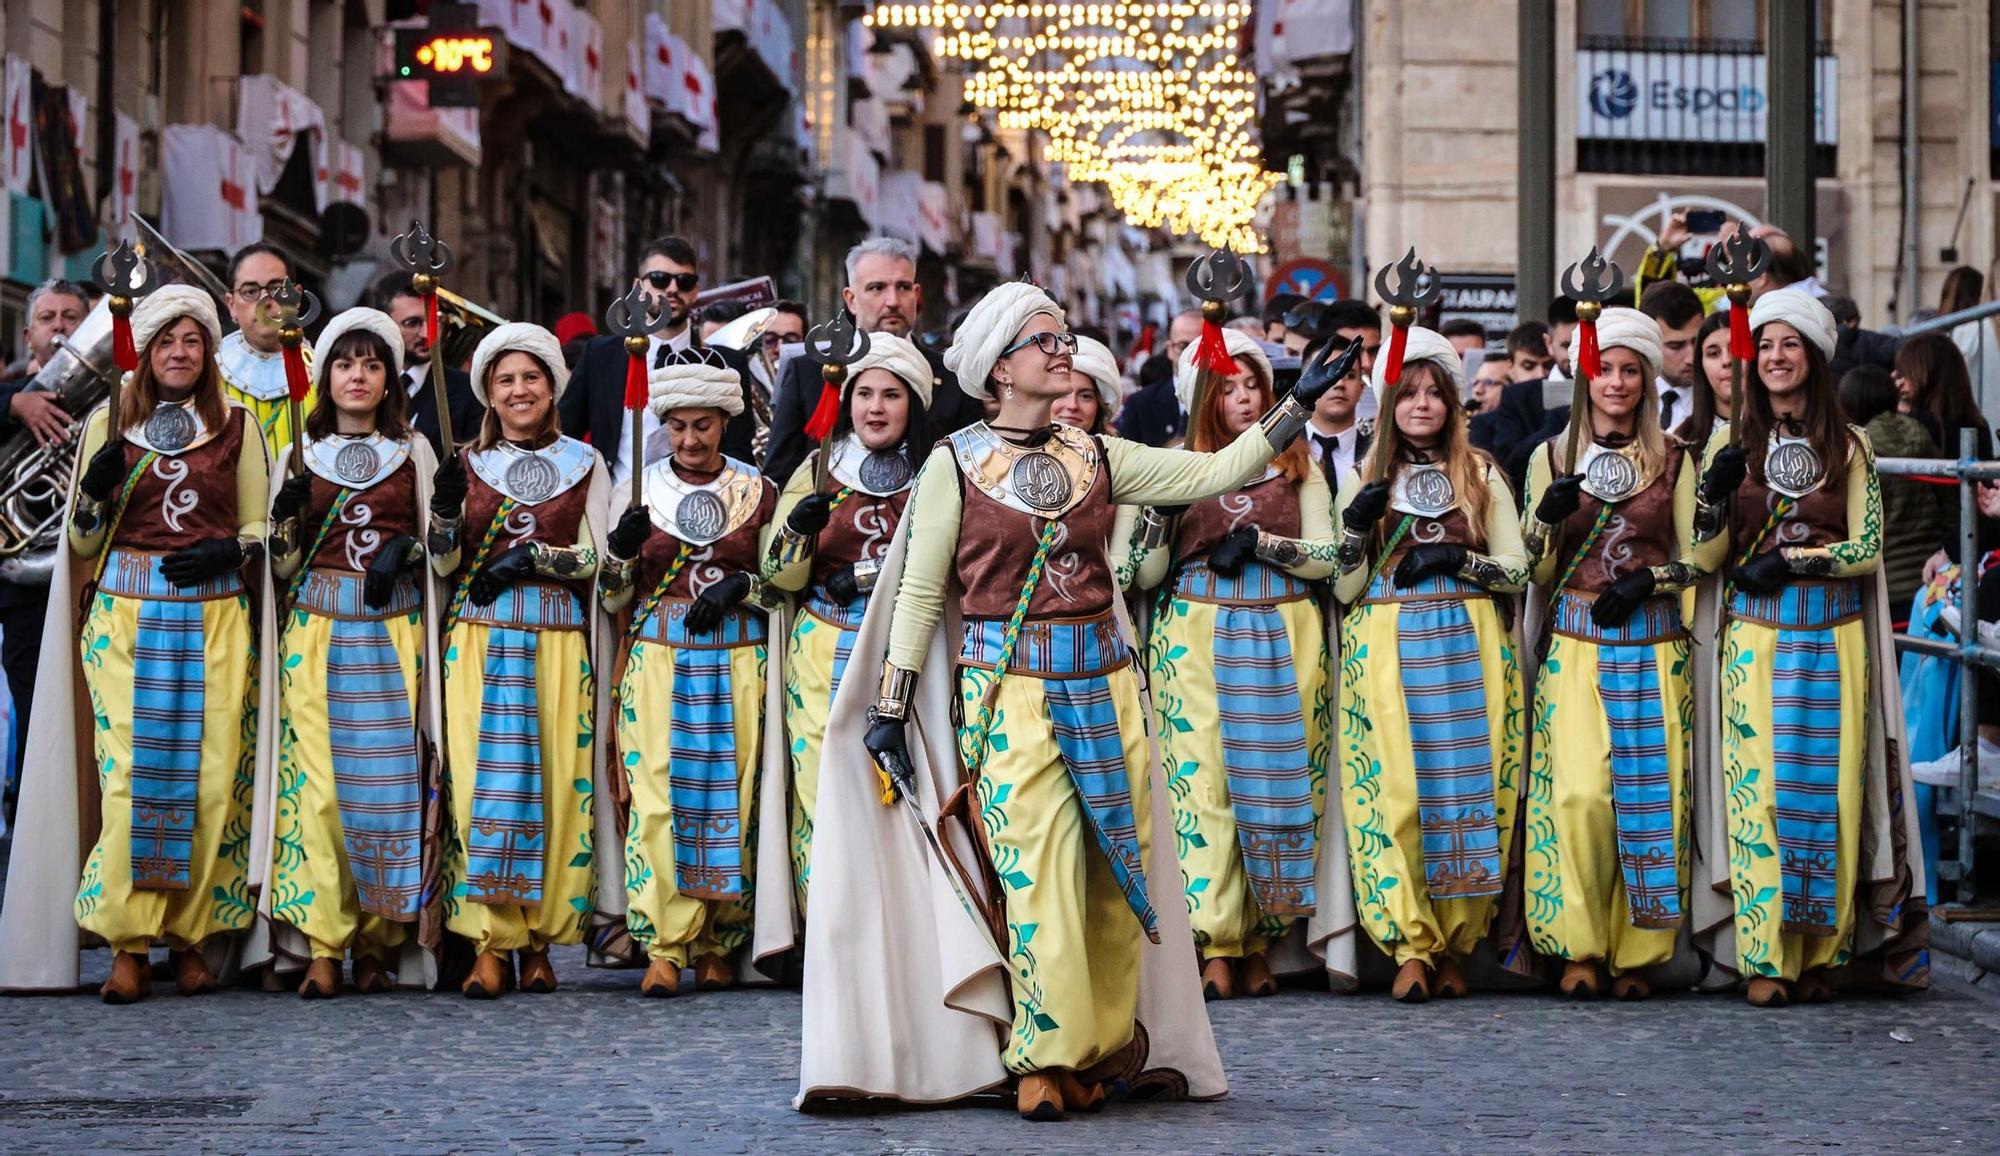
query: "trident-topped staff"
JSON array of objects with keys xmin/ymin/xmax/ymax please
[
  {"xmin": 91, "ymin": 240, "xmax": 162, "ymax": 425},
  {"xmin": 1183, "ymin": 248, "xmax": 1251, "ymax": 436},
  {"xmin": 604, "ymin": 281, "xmax": 672, "ymax": 511},
  {"xmin": 1704, "ymin": 227, "xmax": 1771, "ymax": 453},
  {"xmin": 1374, "ymin": 247, "xmax": 1443, "ymax": 387},
  {"xmin": 259, "ymin": 280, "xmax": 322, "ymax": 476},
  {"xmin": 1559, "ymin": 247, "xmax": 1626, "ymax": 470},
  {"xmin": 390, "ymin": 220, "xmax": 457, "ymax": 460},
  {"xmin": 802, "ymin": 308, "xmax": 871, "ymax": 492}
]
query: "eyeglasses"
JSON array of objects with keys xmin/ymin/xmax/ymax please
[
  {"xmin": 761, "ymin": 331, "xmax": 802, "ymax": 349},
  {"xmin": 232, "ymin": 279, "xmax": 291, "ymax": 303},
  {"xmin": 644, "ymin": 272, "xmax": 700, "ymax": 292},
  {"xmin": 998, "ymin": 330, "xmax": 1079, "ymax": 358}
]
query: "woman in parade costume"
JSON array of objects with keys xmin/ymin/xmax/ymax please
[
  {"xmin": 812, "ymin": 283, "xmax": 1341, "ymax": 1120},
  {"xmin": 755, "ymin": 334, "xmax": 934, "ymax": 962},
  {"xmin": 1518, "ymin": 308, "xmax": 1722, "ymax": 1000},
  {"xmin": 1125, "ymin": 326, "xmax": 1343, "ymax": 1001},
  {"xmin": 1673, "ymin": 311, "xmax": 1736, "ymax": 448},
  {"xmin": 1692, "ymin": 288, "xmax": 1928, "ymax": 1007},
  {"xmin": 254, "ymin": 308, "xmax": 444, "ymax": 997},
  {"xmin": 599, "ymin": 348, "xmax": 779, "ymax": 998},
  {"xmin": 432, "ymin": 323, "xmax": 611, "ymax": 999},
  {"xmin": 1331, "ymin": 325, "xmax": 1529, "ymax": 1005},
  {"xmin": 0, "ymin": 287, "xmax": 269, "ymax": 1001}
]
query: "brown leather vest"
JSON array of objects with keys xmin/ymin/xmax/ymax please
[
  {"xmin": 1730, "ymin": 442, "xmax": 1852, "ymax": 562},
  {"xmin": 1176, "ymin": 470, "xmax": 1301, "ymax": 562},
  {"xmin": 811, "ymin": 489, "xmax": 909, "ymax": 588},
  {"xmin": 1552, "ymin": 450, "xmax": 1685, "ymax": 593},
  {"xmin": 305, "ymin": 460, "xmax": 421, "ymax": 572},
  {"xmin": 456, "ymin": 459, "xmax": 593, "ymax": 601},
  {"xmin": 112, "ymin": 408, "xmax": 250, "ymax": 550},
  {"xmin": 637, "ymin": 476, "xmax": 778, "ymax": 599},
  {"xmin": 955, "ymin": 444, "xmax": 1117, "ymax": 620}
]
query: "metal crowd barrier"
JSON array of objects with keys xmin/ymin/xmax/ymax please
[{"xmin": 1879, "ymin": 429, "xmax": 2000, "ymax": 902}]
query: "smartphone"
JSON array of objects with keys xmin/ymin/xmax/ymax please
[{"xmin": 1684, "ymin": 210, "xmax": 1726, "ymax": 235}]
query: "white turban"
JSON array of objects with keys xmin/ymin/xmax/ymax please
[
  {"xmin": 1367, "ymin": 325, "xmax": 1461, "ymax": 407},
  {"xmin": 470, "ymin": 322, "xmax": 570, "ymax": 404},
  {"xmin": 648, "ymin": 350, "xmax": 745, "ymax": 418},
  {"xmin": 131, "ymin": 285, "xmax": 222, "ymax": 356},
  {"xmin": 310, "ymin": 307, "xmax": 405, "ymax": 382},
  {"xmin": 1173, "ymin": 326, "xmax": 1275, "ymax": 413},
  {"xmin": 1570, "ymin": 306, "xmax": 1663, "ymax": 383},
  {"xmin": 846, "ymin": 331, "xmax": 935, "ymax": 409},
  {"xmin": 1748, "ymin": 287, "xmax": 1838, "ymax": 362},
  {"xmin": 1071, "ymin": 335, "xmax": 1122, "ymax": 407},
  {"xmin": 943, "ymin": 282, "xmax": 1064, "ymax": 399}
]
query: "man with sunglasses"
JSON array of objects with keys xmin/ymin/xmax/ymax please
[
  {"xmin": 762, "ymin": 237, "xmax": 983, "ymax": 485},
  {"xmin": 374, "ymin": 272, "xmax": 484, "ymax": 457},
  {"xmin": 558, "ymin": 235, "xmax": 757, "ymax": 484},
  {"xmin": 218, "ymin": 242, "xmax": 315, "ymax": 457}
]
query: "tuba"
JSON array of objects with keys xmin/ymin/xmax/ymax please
[
  {"xmin": 0, "ymin": 222, "xmax": 223, "ymax": 584},
  {"xmin": 706, "ymin": 306, "xmax": 779, "ymax": 461}
]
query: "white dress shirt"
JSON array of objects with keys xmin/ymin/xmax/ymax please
[{"xmin": 1656, "ymin": 376, "xmax": 1693, "ymax": 433}]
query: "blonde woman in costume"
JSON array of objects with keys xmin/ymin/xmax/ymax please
[
  {"xmin": 432, "ymin": 323, "xmax": 610, "ymax": 999},
  {"xmin": 1331, "ymin": 326, "xmax": 1528, "ymax": 1004}
]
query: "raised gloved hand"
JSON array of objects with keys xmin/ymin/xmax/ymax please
[
  {"xmin": 1536, "ymin": 473, "xmax": 1585, "ymax": 525},
  {"xmin": 824, "ymin": 563, "xmax": 862, "ymax": 606},
  {"xmin": 1590, "ymin": 568, "xmax": 1657, "ymax": 628},
  {"xmin": 863, "ymin": 709, "xmax": 914, "ymax": 804},
  {"xmin": 1289, "ymin": 336, "xmax": 1364, "ymax": 410},
  {"xmin": 787, "ymin": 492, "xmax": 836, "ymax": 536},
  {"xmin": 364, "ymin": 535, "xmax": 419, "ymax": 609},
  {"xmin": 160, "ymin": 536, "xmax": 246, "ymax": 588},
  {"xmin": 271, "ymin": 471, "xmax": 315, "ymax": 526},
  {"xmin": 1393, "ymin": 542, "xmax": 1467, "ymax": 589},
  {"xmin": 1733, "ymin": 550, "xmax": 1794, "ymax": 596},
  {"xmin": 607, "ymin": 507, "xmax": 651, "ymax": 561},
  {"xmin": 79, "ymin": 440, "xmax": 129, "ymax": 503},
  {"xmin": 1206, "ymin": 526, "xmax": 1261, "ymax": 578},
  {"xmin": 1700, "ymin": 445, "xmax": 1747, "ymax": 504},
  {"xmin": 467, "ymin": 545, "xmax": 535, "ymax": 607},
  {"xmin": 686, "ymin": 571, "xmax": 753, "ymax": 634},
  {"xmin": 430, "ymin": 454, "xmax": 468, "ymax": 518},
  {"xmin": 1342, "ymin": 481, "xmax": 1393, "ymax": 532}
]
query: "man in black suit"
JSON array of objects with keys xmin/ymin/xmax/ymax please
[
  {"xmin": 376, "ymin": 274, "xmax": 483, "ymax": 457},
  {"xmin": 1117, "ymin": 309, "xmax": 1203, "ymax": 446},
  {"xmin": 1487, "ymin": 322, "xmax": 1570, "ymax": 501},
  {"xmin": 763, "ymin": 237, "xmax": 982, "ymax": 485},
  {"xmin": 559, "ymin": 236, "xmax": 759, "ymax": 484}
]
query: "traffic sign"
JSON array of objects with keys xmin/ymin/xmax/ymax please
[{"xmin": 1266, "ymin": 257, "xmax": 1345, "ymax": 304}]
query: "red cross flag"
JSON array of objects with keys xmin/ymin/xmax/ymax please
[
  {"xmin": 332, "ymin": 139, "xmax": 366, "ymax": 208},
  {"xmin": 624, "ymin": 41, "xmax": 649, "ymax": 145},
  {"xmin": 108, "ymin": 110, "xmax": 139, "ymax": 240},
  {"xmin": 162, "ymin": 123, "xmax": 262, "ymax": 253},
  {"xmin": 238, "ymin": 74, "xmax": 330, "ymax": 212},
  {"xmin": 643, "ymin": 14, "xmax": 675, "ymax": 106},
  {"xmin": 2, "ymin": 54, "xmax": 30, "ymax": 196}
]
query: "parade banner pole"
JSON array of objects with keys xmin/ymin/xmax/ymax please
[
  {"xmin": 1704, "ymin": 228, "xmax": 1771, "ymax": 454},
  {"xmin": 802, "ymin": 308, "xmax": 871, "ymax": 494},
  {"xmin": 265, "ymin": 280, "xmax": 322, "ymax": 476},
  {"xmin": 1184, "ymin": 248, "xmax": 1250, "ymax": 439},
  {"xmin": 604, "ymin": 282, "xmax": 672, "ymax": 512},
  {"xmin": 390, "ymin": 221, "xmax": 457, "ymax": 461},
  {"xmin": 1373, "ymin": 247, "xmax": 1443, "ymax": 393},
  {"xmin": 1559, "ymin": 247, "xmax": 1624, "ymax": 472},
  {"xmin": 91, "ymin": 241, "xmax": 161, "ymax": 428}
]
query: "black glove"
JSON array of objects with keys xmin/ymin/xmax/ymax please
[
  {"xmin": 1536, "ymin": 474, "xmax": 1585, "ymax": 525},
  {"xmin": 467, "ymin": 544, "xmax": 536, "ymax": 607},
  {"xmin": 1290, "ymin": 336, "xmax": 1364, "ymax": 410},
  {"xmin": 686, "ymin": 572, "xmax": 753, "ymax": 634},
  {"xmin": 160, "ymin": 536, "xmax": 246, "ymax": 588},
  {"xmin": 1700, "ymin": 446, "xmax": 1747, "ymax": 504},
  {"xmin": 1590, "ymin": 568, "xmax": 1657, "ymax": 628},
  {"xmin": 79, "ymin": 440, "xmax": 128, "ymax": 503},
  {"xmin": 863, "ymin": 710, "xmax": 914, "ymax": 803},
  {"xmin": 1393, "ymin": 543, "xmax": 1467, "ymax": 588},
  {"xmin": 1206, "ymin": 526, "xmax": 1260, "ymax": 578},
  {"xmin": 824, "ymin": 564, "xmax": 862, "ymax": 606},
  {"xmin": 271, "ymin": 471, "xmax": 315, "ymax": 525},
  {"xmin": 364, "ymin": 535, "xmax": 419, "ymax": 609},
  {"xmin": 607, "ymin": 507, "xmax": 651, "ymax": 561},
  {"xmin": 1342, "ymin": 481, "xmax": 1392, "ymax": 532},
  {"xmin": 430, "ymin": 454, "xmax": 468, "ymax": 518},
  {"xmin": 787, "ymin": 492, "xmax": 836, "ymax": 536},
  {"xmin": 1734, "ymin": 550, "xmax": 1794, "ymax": 596}
]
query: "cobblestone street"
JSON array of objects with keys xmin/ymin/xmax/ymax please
[{"xmin": 0, "ymin": 947, "xmax": 1995, "ymax": 1153}]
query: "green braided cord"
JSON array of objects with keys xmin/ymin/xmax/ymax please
[
  {"xmin": 1725, "ymin": 495, "xmax": 1795, "ymax": 601},
  {"xmin": 1553, "ymin": 502, "xmax": 1615, "ymax": 594},
  {"xmin": 445, "ymin": 495, "xmax": 519, "ymax": 628},
  {"xmin": 1362, "ymin": 514, "xmax": 1417, "ymax": 592},
  {"xmin": 626, "ymin": 542, "xmax": 696, "ymax": 643},
  {"xmin": 90, "ymin": 449, "xmax": 161, "ymax": 585},
  {"xmin": 283, "ymin": 488, "xmax": 353, "ymax": 612},
  {"xmin": 962, "ymin": 518, "xmax": 1065, "ymax": 780}
]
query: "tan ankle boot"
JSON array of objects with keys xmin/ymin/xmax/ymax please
[
  {"xmin": 100, "ymin": 951, "xmax": 151, "ymax": 1004},
  {"xmin": 640, "ymin": 958, "xmax": 682, "ymax": 998},
  {"xmin": 1745, "ymin": 976, "xmax": 1790, "ymax": 1008},
  {"xmin": 517, "ymin": 948, "xmax": 558, "ymax": 994},
  {"xmin": 1016, "ymin": 1071, "xmax": 1065, "ymax": 1121},
  {"xmin": 1795, "ymin": 968, "xmax": 1834, "ymax": 1004},
  {"xmin": 1240, "ymin": 952, "xmax": 1277, "ymax": 998},
  {"xmin": 1558, "ymin": 960, "xmax": 1602, "ymax": 999},
  {"xmin": 299, "ymin": 957, "xmax": 341, "ymax": 999},
  {"xmin": 694, "ymin": 952, "xmax": 734, "ymax": 991},
  {"xmin": 462, "ymin": 950, "xmax": 507, "ymax": 999},
  {"xmin": 1053, "ymin": 1068, "xmax": 1106, "ymax": 1114},
  {"xmin": 172, "ymin": 948, "xmax": 217, "ymax": 996},
  {"xmin": 1391, "ymin": 958, "xmax": 1431, "ymax": 1003},
  {"xmin": 352, "ymin": 955, "xmax": 393, "ymax": 995},
  {"xmin": 1200, "ymin": 956, "xmax": 1236, "ymax": 1001},
  {"xmin": 1433, "ymin": 957, "xmax": 1469, "ymax": 999},
  {"xmin": 1611, "ymin": 972, "xmax": 1652, "ymax": 1001}
]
